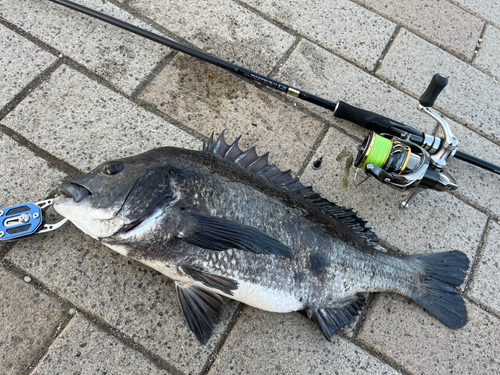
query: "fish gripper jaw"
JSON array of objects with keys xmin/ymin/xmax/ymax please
[{"xmin": 0, "ymin": 199, "xmax": 67, "ymax": 241}]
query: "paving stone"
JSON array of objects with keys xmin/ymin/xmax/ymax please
[
  {"xmin": 354, "ymin": 0, "xmax": 483, "ymax": 60},
  {"xmin": 359, "ymin": 294, "xmax": 500, "ymax": 374},
  {"xmin": 453, "ymin": 0, "xmax": 500, "ymax": 27},
  {"xmin": 208, "ymin": 307, "xmax": 399, "ymax": 375},
  {"xmin": 241, "ymin": 0, "xmax": 396, "ymax": 69},
  {"xmin": 139, "ymin": 53, "xmax": 325, "ymax": 172},
  {"xmin": 470, "ymin": 222, "xmax": 500, "ymax": 314},
  {"xmin": 129, "ymin": 0, "xmax": 295, "ymax": 75},
  {"xmin": 7, "ymin": 224, "xmax": 239, "ymax": 374},
  {"xmin": 2, "ymin": 66, "xmax": 201, "ymax": 172},
  {"xmin": 275, "ymin": 40, "xmax": 437, "ymax": 140},
  {"xmin": 443, "ymin": 118, "xmax": 500, "ymax": 217},
  {"xmin": 0, "ymin": 24, "xmax": 57, "ymax": 109},
  {"xmin": 475, "ymin": 25, "xmax": 500, "ymax": 79},
  {"xmin": 0, "ymin": 266, "xmax": 67, "ymax": 374},
  {"xmin": 0, "ymin": 0, "xmax": 170, "ymax": 94},
  {"xmin": 32, "ymin": 315, "xmax": 171, "ymax": 375},
  {"xmin": 378, "ymin": 29, "xmax": 500, "ymax": 143},
  {"xmin": 0, "ymin": 133, "xmax": 66, "ymax": 208},
  {"xmin": 300, "ymin": 128, "xmax": 486, "ymax": 262}
]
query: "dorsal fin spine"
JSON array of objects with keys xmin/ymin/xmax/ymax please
[{"xmin": 203, "ymin": 132, "xmax": 378, "ymax": 247}]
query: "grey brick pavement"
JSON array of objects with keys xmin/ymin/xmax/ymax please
[{"xmin": 1, "ymin": 0, "xmax": 499, "ymax": 374}]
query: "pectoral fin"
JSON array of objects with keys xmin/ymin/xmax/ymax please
[
  {"xmin": 180, "ymin": 212, "xmax": 294, "ymax": 259},
  {"xmin": 175, "ymin": 282, "xmax": 223, "ymax": 345}
]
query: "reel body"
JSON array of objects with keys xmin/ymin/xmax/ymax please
[
  {"xmin": 354, "ymin": 131, "xmax": 457, "ymax": 207},
  {"xmin": 339, "ymin": 73, "xmax": 461, "ymax": 208}
]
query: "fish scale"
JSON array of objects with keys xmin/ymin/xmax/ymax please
[{"xmin": 53, "ymin": 132, "xmax": 470, "ymax": 344}]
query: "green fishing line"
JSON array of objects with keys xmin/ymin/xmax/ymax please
[{"xmin": 358, "ymin": 133, "xmax": 392, "ymax": 169}]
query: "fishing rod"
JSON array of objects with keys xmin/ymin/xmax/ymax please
[
  {"xmin": 1, "ymin": 0, "xmax": 499, "ymax": 243},
  {"xmin": 44, "ymin": 1, "xmax": 499, "ymax": 173}
]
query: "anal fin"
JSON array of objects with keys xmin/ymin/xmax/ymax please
[
  {"xmin": 175, "ymin": 282, "xmax": 223, "ymax": 344},
  {"xmin": 307, "ymin": 297, "xmax": 365, "ymax": 341}
]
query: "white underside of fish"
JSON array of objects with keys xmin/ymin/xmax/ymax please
[{"xmin": 134, "ymin": 256, "xmax": 303, "ymax": 313}]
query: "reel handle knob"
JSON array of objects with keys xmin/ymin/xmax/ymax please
[{"xmin": 419, "ymin": 73, "xmax": 448, "ymax": 108}]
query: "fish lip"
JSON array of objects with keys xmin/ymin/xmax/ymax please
[{"xmin": 58, "ymin": 182, "xmax": 91, "ymax": 203}]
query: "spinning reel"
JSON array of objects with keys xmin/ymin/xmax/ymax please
[{"xmin": 351, "ymin": 74, "xmax": 458, "ymax": 207}]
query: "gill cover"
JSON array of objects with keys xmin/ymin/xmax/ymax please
[{"xmin": 121, "ymin": 167, "xmax": 175, "ymax": 224}]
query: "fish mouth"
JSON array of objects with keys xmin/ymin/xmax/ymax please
[{"xmin": 58, "ymin": 182, "xmax": 91, "ymax": 203}]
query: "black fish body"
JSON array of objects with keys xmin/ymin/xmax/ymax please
[{"xmin": 54, "ymin": 133, "xmax": 469, "ymax": 344}]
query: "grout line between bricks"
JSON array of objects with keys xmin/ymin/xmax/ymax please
[
  {"xmin": 130, "ymin": 50, "xmax": 179, "ymax": 101},
  {"xmin": 450, "ymin": 190, "xmax": 500, "ymax": 222},
  {"xmin": 338, "ymin": 319, "xmax": 412, "ymax": 375},
  {"xmin": 0, "ymin": 16, "xmax": 63, "ymax": 58},
  {"xmin": 296, "ymin": 122, "xmax": 331, "ymax": 177},
  {"xmin": 0, "ymin": 258, "xmax": 187, "ymax": 375},
  {"xmin": 199, "ymin": 303, "xmax": 247, "ymax": 375},
  {"xmin": 465, "ymin": 294, "xmax": 500, "ymax": 322},
  {"xmin": 464, "ymin": 218, "xmax": 491, "ymax": 294},
  {"xmin": 0, "ymin": 123, "xmax": 82, "ymax": 178},
  {"xmin": 470, "ymin": 21, "xmax": 489, "ymax": 64},
  {"xmin": 0, "ymin": 261, "xmax": 79, "ymax": 375},
  {"xmin": 374, "ymin": 26, "xmax": 401, "ymax": 74},
  {"xmin": 470, "ymin": 22, "xmax": 500, "ymax": 84},
  {"xmin": 112, "ymin": 0, "xmax": 218, "ymax": 50},
  {"xmin": 233, "ymin": 0, "xmax": 380, "ymax": 72},
  {"xmin": 447, "ymin": 0, "xmax": 500, "ymax": 30},
  {"xmin": 349, "ymin": 0, "xmax": 480, "ymax": 62},
  {"xmin": 0, "ymin": 58, "xmax": 62, "ymax": 121},
  {"xmin": 471, "ymin": 60, "xmax": 500, "ymax": 84},
  {"xmin": 27, "ymin": 314, "xmax": 79, "ymax": 375},
  {"xmin": 268, "ymin": 37, "xmax": 302, "ymax": 79},
  {"xmin": 352, "ymin": 293, "xmax": 375, "ymax": 338}
]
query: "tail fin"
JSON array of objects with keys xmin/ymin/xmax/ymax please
[{"xmin": 410, "ymin": 251, "xmax": 470, "ymax": 329}]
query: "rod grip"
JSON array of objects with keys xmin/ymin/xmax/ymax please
[
  {"xmin": 419, "ymin": 73, "xmax": 448, "ymax": 107},
  {"xmin": 334, "ymin": 101, "xmax": 423, "ymax": 138}
]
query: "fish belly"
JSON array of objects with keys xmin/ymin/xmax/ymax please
[{"xmin": 129, "ymin": 256, "xmax": 303, "ymax": 313}]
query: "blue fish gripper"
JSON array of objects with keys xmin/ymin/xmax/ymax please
[{"xmin": 0, "ymin": 199, "xmax": 67, "ymax": 241}]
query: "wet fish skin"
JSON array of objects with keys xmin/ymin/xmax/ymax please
[{"xmin": 53, "ymin": 133, "xmax": 469, "ymax": 344}]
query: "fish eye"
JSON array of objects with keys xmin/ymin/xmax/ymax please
[{"xmin": 103, "ymin": 162, "xmax": 124, "ymax": 175}]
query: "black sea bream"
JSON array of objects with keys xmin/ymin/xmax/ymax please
[{"xmin": 54, "ymin": 132, "xmax": 469, "ymax": 344}]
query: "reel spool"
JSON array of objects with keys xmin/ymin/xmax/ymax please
[
  {"xmin": 353, "ymin": 131, "xmax": 458, "ymax": 207},
  {"xmin": 354, "ymin": 132, "xmax": 420, "ymax": 174}
]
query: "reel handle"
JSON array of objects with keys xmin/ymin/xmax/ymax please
[{"xmin": 419, "ymin": 73, "xmax": 448, "ymax": 107}]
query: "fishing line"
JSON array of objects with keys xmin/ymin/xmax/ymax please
[{"xmin": 3, "ymin": 0, "xmax": 341, "ymax": 165}]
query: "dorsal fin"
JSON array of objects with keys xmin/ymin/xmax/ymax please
[{"xmin": 203, "ymin": 132, "xmax": 378, "ymax": 248}]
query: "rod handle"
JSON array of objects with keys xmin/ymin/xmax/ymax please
[
  {"xmin": 334, "ymin": 101, "xmax": 423, "ymax": 139},
  {"xmin": 419, "ymin": 73, "xmax": 448, "ymax": 107}
]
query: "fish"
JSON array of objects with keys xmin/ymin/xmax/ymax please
[{"xmin": 53, "ymin": 132, "xmax": 469, "ymax": 344}]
